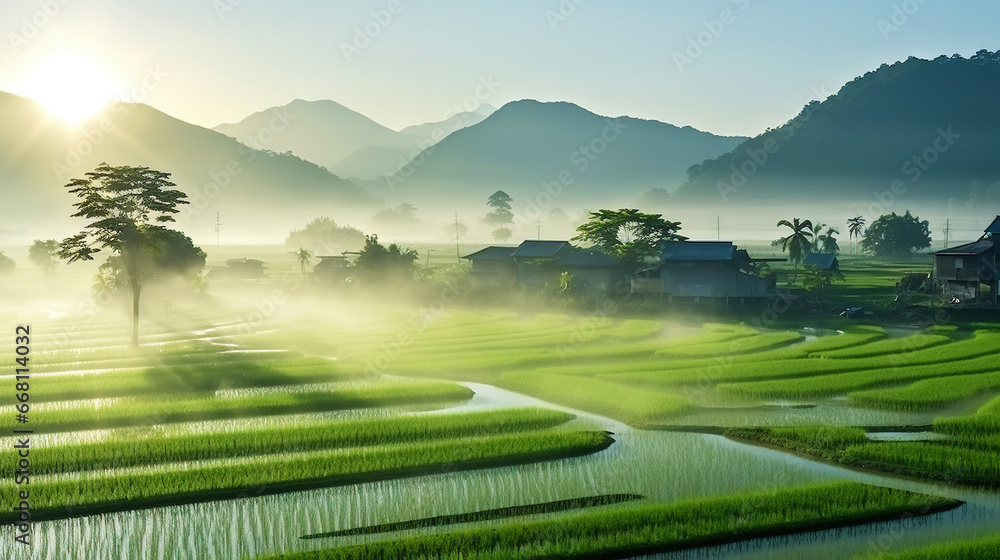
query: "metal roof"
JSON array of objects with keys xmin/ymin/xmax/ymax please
[
  {"xmin": 661, "ymin": 241, "xmax": 735, "ymax": 261},
  {"xmin": 986, "ymin": 216, "xmax": 1000, "ymax": 235},
  {"xmin": 511, "ymin": 240, "xmax": 572, "ymax": 259},
  {"xmin": 803, "ymin": 253, "xmax": 839, "ymax": 270},
  {"xmin": 551, "ymin": 250, "xmax": 618, "ymax": 267},
  {"xmin": 462, "ymin": 246, "xmax": 517, "ymax": 260},
  {"xmin": 935, "ymin": 238, "xmax": 994, "ymax": 256}
]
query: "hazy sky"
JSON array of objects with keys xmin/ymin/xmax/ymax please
[{"xmin": 1, "ymin": 0, "xmax": 998, "ymax": 136}]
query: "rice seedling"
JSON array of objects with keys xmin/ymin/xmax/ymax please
[
  {"xmin": 0, "ymin": 430, "xmax": 613, "ymax": 523},
  {"xmin": 848, "ymin": 371, "xmax": 1000, "ymax": 411},
  {"xmin": 1, "ymin": 408, "xmax": 574, "ymax": 475},
  {"xmin": 262, "ymin": 482, "xmax": 957, "ymax": 560},
  {"xmin": 28, "ymin": 380, "xmax": 474, "ymax": 433},
  {"xmin": 815, "ymin": 333, "xmax": 952, "ymax": 359},
  {"xmin": 497, "ymin": 372, "xmax": 689, "ymax": 427},
  {"xmin": 860, "ymin": 534, "xmax": 1000, "ymax": 560}
]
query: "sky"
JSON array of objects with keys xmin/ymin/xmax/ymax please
[{"xmin": 1, "ymin": 0, "xmax": 998, "ymax": 137}]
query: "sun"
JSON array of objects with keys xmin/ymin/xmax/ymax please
[{"xmin": 19, "ymin": 50, "xmax": 122, "ymax": 125}]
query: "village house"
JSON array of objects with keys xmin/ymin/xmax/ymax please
[
  {"xmin": 630, "ymin": 241, "xmax": 777, "ymax": 304},
  {"xmin": 934, "ymin": 216, "xmax": 1000, "ymax": 304},
  {"xmin": 463, "ymin": 240, "xmax": 622, "ymax": 290}
]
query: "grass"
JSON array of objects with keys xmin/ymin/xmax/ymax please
[
  {"xmin": 726, "ymin": 426, "xmax": 1000, "ymax": 488},
  {"xmin": 848, "ymin": 371, "xmax": 1000, "ymax": 411},
  {"xmin": 0, "ymin": 429, "xmax": 614, "ymax": 524},
  {"xmin": 29, "ymin": 380, "xmax": 474, "ymax": 433},
  {"xmin": 815, "ymin": 333, "xmax": 952, "ymax": 359},
  {"xmin": 1, "ymin": 408, "xmax": 575, "ymax": 475},
  {"xmin": 860, "ymin": 534, "xmax": 1000, "ymax": 559},
  {"xmin": 263, "ymin": 482, "xmax": 958, "ymax": 560},
  {"xmin": 301, "ymin": 494, "xmax": 644, "ymax": 539},
  {"xmin": 497, "ymin": 372, "xmax": 689, "ymax": 427}
]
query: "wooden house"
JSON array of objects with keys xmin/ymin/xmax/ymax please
[
  {"xmin": 630, "ymin": 241, "xmax": 775, "ymax": 303},
  {"xmin": 934, "ymin": 216, "xmax": 999, "ymax": 304}
]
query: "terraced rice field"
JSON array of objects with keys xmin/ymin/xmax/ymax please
[{"xmin": 3, "ymin": 292, "xmax": 1000, "ymax": 559}]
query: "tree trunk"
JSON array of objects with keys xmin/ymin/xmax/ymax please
[{"xmin": 131, "ymin": 278, "xmax": 141, "ymax": 347}]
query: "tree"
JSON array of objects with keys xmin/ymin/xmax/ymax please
[
  {"xmin": 94, "ymin": 227, "xmax": 206, "ymax": 299},
  {"xmin": 572, "ymin": 208, "xmax": 686, "ymax": 267},
  {"xmin": 847, "ymin": 216, "xmax": 866, "ymax": 255},
  {"xmin": 817, "ymin": 226, "xmax": 840, "ymax": 254},
  {"xmin": 861, "ymin": 211, "xmax": 932, "ymax": 257},
  {"xmin": 485, "ymin": 190, "xmax": 515, "ymax": 242},
  {"xmin": 285, "ymin": 217, "xmax": 364, "ymax": 254},
  {"xmin": 0, "ymin": 251, "xmax": 14, "ymax": 275},
  {"xmin": 58, "ymin": 164, "xmax": 190, "ymax": 347},
  {"xmin": 373, "ymin": 203, "xmax": 422, "ymax": 232},
  {"xmin": 293, "ymin": 247, "xmax": 313, "ymax": 274},
  {"xmin": 801, "ymin": 265, "xmax": 844, "ymax": 293},
  {"xmin": 29, "ymin": 240, "xmax": 60, "ymax": 275},
  {"xmin": 774, "ymin": 218, "xmax": 814, "ymax": 281},
  {"xmin": 353, "ymin": 234, "xmax": 419, "ymax": 284}
]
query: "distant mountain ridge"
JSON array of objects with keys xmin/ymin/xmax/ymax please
[
  {"xmin": 673, "ymin": 50, "xmax": 1000, "ymax": 208},
  {"xmin": 375, "ymin": 99, "xmax": 748, "ymax": 211},
  {"xmin": 0, "ymin": 91, "xmax": 371, "ymax": 241},
  {"xmin": 213, "ymin": 99, "xmax": 494, "ymax": 180}
]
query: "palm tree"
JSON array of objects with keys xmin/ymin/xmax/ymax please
[
  {"xmin": 847, "ymin": 216, "xmax": 866, "ymax": 255},
  {"xmin": 775, "ymin": 218, "xmax": 814, "ymax": 282},
  {"xmin": 294, "ymin": 247, "xmax": 313, "ymax": 274},
  {"xmin": 817, "ymin": 226, "xmax": 840, "ymax": 254}
]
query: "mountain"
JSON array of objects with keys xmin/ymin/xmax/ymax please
[
  {"xmin": 673, "ymin": 50, "xmax": 1000, "ymax": 209},
  {"xmin": 213, "ymin": 100, "xmax": 494, "ymax": 180},
  {"xmin": 398, "ymin": 104, "xmax": 496, "ymax": 138},
  {"xmin": 374, "ymin": 99, "xmax": 747, "ymax": 211},
  {"xmin": 0, "ymin": 91, "xmax": 372, "ymax": 242}
]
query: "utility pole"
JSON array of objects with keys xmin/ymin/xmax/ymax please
[
  {"xmin": 537, "ymin": 222, "xmax": 542, "ymax": 240},
  {"xmin": 425, "ymin": 249, "xmax": 433, "ymax": 271},
  {"xmin": 214, "ymin": 212, "xmax": 222, "ymax": 246},
  {"xmin": 717, "ymin": 217, "xmax": 720, "ymax": 241},
  {"xmin": 943, "ymin": 219, "xmax": 950, "ymax": 249}
]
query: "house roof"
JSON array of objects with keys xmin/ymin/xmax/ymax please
[
  {"xmin": 511, "ymin": 240, "xmax": 572, "ymax": 259},
  {"xmin": 986, "ymin": 216, "xmax": 1000, "ymax": 235},
  {"xmin": 935, "ymin": 238, "xmax": 994, "ymax": 256},
  {"xmin": 661, "ymin": 241, "xmax": 736, "ymax": 261},
  {"xmin": 803, "ymin": 253, "xmax": 839, "ymax": 270},
  {"xmin": 551, "ymin": 249, "xmax": 619, "ymax": 268},
  {"xmin": 462, "ymin": 246, "xmax": 517, "ymax": 261}
]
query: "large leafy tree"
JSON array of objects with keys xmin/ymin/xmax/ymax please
[
  {"xmin": 774, "ymin": 218, "xmax": 814, "ymax": 280},
  {"xmin": 861, "ymin": 211, "xmax": 931, "ymax": 257},
  {"xmin": 485, "ymin": 190, "xmax": 514, "ymax": 242},
  {"xmin": 353, "ymin": 234, "xmax": 419, "ymax": 284},
  {"xmin": 0, "ymin": 251, "xmax": 14, "ymax": 275},
  {"xmin": 572, "ymin": 208, "xmax": 686, "ymax": 267},
  {"xmin": 29, "ymin": 239, "xmax": 60, "ymax": 275},
  {"xmin": 847, "ymin": 216, "xmax": 866, "ymax": 255},
  {"xmin": 94, "ymin": 227, "xmax": 206, "ymax": 300},
  {"xmin": 285, "ymin": 217, "xmax": 364, "ymax": 254},
  {"xmin": 58, "ymin": 164, "xmax": 190, "ymax": 346}
]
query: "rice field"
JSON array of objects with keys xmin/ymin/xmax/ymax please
[{"xmin": 3, "ymin": 266, "xmax": 1000, "ymax": 559}]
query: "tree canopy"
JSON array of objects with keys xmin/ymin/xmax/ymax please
[
  {"xmin": 29, "ymin": 239, "xmax": 60, "ymax": 275},
  {"xmin": 353, "ymin": 234, "xmax": 419, "ymax": 284},
  {"xmin": 285, "ymin": 217, "xmax": 365, "ymax": 254},
  {"xmin": 58, "ymin": 164, "xmax": 190, "ymax": 346},
  {"xmin": 861, "ymin": 211, "xmax": 932, "ymax": 257},
  {"xmin": 572, "ymin": 208, "xmax": 686, "ymax": 267},
  {"xmin": 486, "ymin": 190, "xmax": 514, "ymax": 242},
  {"xmin": 0, "ymin": 251, "xmax": 14, "ymax": 275}
]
